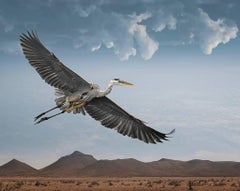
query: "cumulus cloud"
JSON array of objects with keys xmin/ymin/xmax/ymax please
[
  {"xmin": 72, "ymin": 9, "xmax": 156, "ymax": 60},
  {"xmin": 91, "ymin": 44, "xmax": 101, "ymax": 52},
  {"xmin": 148, "ymin": 5, "xmax": 238, "ymax": 55},
  {"xmin": 69, "ymin": 0, "xmax": 238, "ymax": 60},
  {"xmin": 151, "ymin": 11, "xmax": 177, "ymax": 32},
  {"xmin": 1, "ymin": 0, "xmax": 237, "ymax": 60},
  {"xmin": 197, "ymin": 9, "xmax": 238, "ymax": 54},
  {"xmin": 129, "ymin": 13, "xmax": 159, "ymax": 60},
  {"xmin": 130, "ymin": 24, "xmax": 158, "ymax": 60}
]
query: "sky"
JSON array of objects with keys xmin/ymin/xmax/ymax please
[{"xmin": 0, "ymin": 0, "xmax": 240, "ymax": 169}]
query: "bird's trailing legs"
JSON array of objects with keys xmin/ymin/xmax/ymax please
[
  {"xmin": 35, "ymin": 110, "xmax": 65, "ymax": 124},
  {"xmin": 34, "ymin": 102, "xmax": 86, "ymax": 124},
  {"xmin": 34, "ymin": 105, "xmax": 60, "ymax": 121}
]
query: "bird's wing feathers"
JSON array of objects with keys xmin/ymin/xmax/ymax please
[
  {"xmin": 20, "ymin": 31, "xmax": 90, "ymax": 93},
  {"xmin": 85, "ymin": 96, "xmax": 174, "ymax": 144}
]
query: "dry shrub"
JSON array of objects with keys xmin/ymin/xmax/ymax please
[
  {"xmin": 76, "ymin": 181, "xmax": 82, "ymax": 185},
  {"xmin": 35, "ymin": 181, "xmax": 47, "ymax": 187},
  {"xmin": 146, "ymin": 180, "xmax": 152, "ymax": 187},
  {"xmin": 60, "ymin": 180, "xmax": 75, "ymax": 184},
  {"xmin": 14, "ymin": 181, "xmax": 24, "ymax": 189},
  {"xmin": 89, "ymin": 181, "xmax": 99, "ymax": 186},
  {"xmin": 188, "ymin": 181, "xmax": 193, "ymax": 190},
  {"xmin": 153, "ymin": 179, "xmax": 163, "ymax": 184},
  {"xmin": 168, "ymin": 180, "xmax": 181, "ymax": 187}
]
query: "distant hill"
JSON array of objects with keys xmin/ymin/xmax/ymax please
[
  {"xmin": 79, "ymin": 158, "xmax": 158, "ymax": 177},
  {"xmin": 39, "ymin": 151, "xmax": 97, "ymax": 176},
  {"xmin": 1, "ymin": 151, "xmax": 240, "ymax": 177},
  {"xmin": 148, "ymin": 158, "xmax": 240, "ymax": 177},
  {"xmin": 0, "ymin": 159, "xmax": 37, "ymax": 176}
]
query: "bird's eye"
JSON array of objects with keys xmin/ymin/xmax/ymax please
[{"xmin": 114, "ymin": 78, "xmax": 119, "ymax": 81}]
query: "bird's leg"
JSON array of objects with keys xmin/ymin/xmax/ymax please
[
  {"xmin": 35, "ymin": 110, "xmax": 65, "ymax": 125},
  {"xmin": 62, "ymin": 97, "xmax": 80, "ymax": 110},
  {"xmin": 65, "ymin": 102, "xmax": 86, "ymax": 112},
  {"xmin": 68, "ymin": 97, "xmax": 80, "ymax": 102},
  {"xmin": 34, "ymin": 105, "xmax": 60, "ymax": 121}
]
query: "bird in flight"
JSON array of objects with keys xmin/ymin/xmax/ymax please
[{"xmin": 20, "ymin": 31, "xmax": 174, "ymax": 144}]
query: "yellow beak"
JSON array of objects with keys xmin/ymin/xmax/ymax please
[{"xmin": 119, "ymin": 80, "xmax": 134, "ymax": 86}]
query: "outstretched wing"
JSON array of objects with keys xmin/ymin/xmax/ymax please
[
  {"xmin": 85, "ymin": 97, "xmax": 175, "ymax": 144},
  {"xmin": 20, "ymin": 31, "xmax": 90, "ymax": 94}
]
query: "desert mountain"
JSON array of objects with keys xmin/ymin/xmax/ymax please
[
  {"xmin": 148, "ymin": 158, "xmax": 240, "ymax": 177},
  {"xmin": 39, "ymin": 151, "xmax": 97, "ymax": 176},
  {"xmin": 1, "ymin": 151, "xmax": 240, "ymax": 177},
  {"xmin": 0, "ymin": 159, "xmax": 37, "ymax": 176},
  {"xmin": 79, "ymin": 158, "xmax": 159, "ymax": 177}
]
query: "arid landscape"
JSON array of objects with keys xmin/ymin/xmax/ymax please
[
  {"xmin": 0, "ymin": 151, "xmax": 240, "ymax": 191},
  {"xmin": 0, "ymin": 177, "xmax": 240, "ymax": 191}
]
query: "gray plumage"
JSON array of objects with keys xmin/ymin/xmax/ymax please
[{"xmin": 20, "ymin": 31, "xmax": 174, "ymax": 144}]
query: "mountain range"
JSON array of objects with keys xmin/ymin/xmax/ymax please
[{"xmin": 0, "ymin": 151, "xmax": 240, "ymax": 177}]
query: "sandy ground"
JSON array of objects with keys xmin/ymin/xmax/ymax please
[{"xmin": 0, "ymin": 177, "xmax": 240, "ymax": 191}]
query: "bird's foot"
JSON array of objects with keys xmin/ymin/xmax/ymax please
[
  {"xmin": 34, "ymin": 112, "xmax": 46, "ymax": 121},
  {"xmin": 65, "ymin": 102, "xmax": 86, "ymax": 112},
  {"xmin": 34, "ymin": 117, "xmax": 49, "ymax": 125}
]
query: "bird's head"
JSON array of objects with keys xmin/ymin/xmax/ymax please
[{"xmin": 110, "ymin": 78, "xmax": 134, "ymax": 86}]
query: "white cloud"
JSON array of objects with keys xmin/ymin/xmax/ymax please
[
  {"xmin": 152, "ymin": 11, "xmax": 177, "ymax": 32},
  {"xmin": 105, "ymin": 41, "xmax": 114, "ymax": 49},
  {"xmin": 0, "ymin": 1, "xmax": 238, "ymax": 60},
  {"xmin": 151, "ymin": 7, "xmax": 238, "ymax": 55},
  {"xmin": 130, "ymin": 12, "xmax": 152, "ymax": 23},
  {"xmin": 129, "ymin": 13, "xmax": 158, "ymax": 60},
  {"xmin": 130, "ymin": 24, "xmax": 158, "ymax": 60},
  {"xmin": 74, "ymin": 10, "xmax": 155, "ymax": 60},
  {"xmin": 115, "ymin": 48, "xmax": 137, "ymax": 61},
  {"xmin": 70, "ymin": 1, "xmax": 238, "ymax": 60},
  {"xmin": 197, "ymin": 9, "xmax": 238, "ymax": 55},
  {"xmin": 91, "ymin": 44, "xmax": 101, "ymax": 51}
]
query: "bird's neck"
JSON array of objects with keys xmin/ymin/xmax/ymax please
[{"xmin": 97, "ymin": 82, "xmax": 114, "ymax": 97}]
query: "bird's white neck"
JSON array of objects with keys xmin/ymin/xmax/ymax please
[{"xmin": 97, "ymin": 81, "xmax": 114, "ymax": 97}]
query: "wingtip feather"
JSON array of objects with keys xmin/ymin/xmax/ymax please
[{"xmin": 167, "ymin": 129, "xmax": 176, "ymax": 135}]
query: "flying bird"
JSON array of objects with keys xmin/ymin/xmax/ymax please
[{"xmin": 20, "ymin": 31, "xmax": 174, "ymax": 144}]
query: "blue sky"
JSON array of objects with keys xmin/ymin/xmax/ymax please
[{"xmin": 0, "ymin": 0, "xmax": 240, "ymax": 169}]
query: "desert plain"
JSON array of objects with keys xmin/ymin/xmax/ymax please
[{"xmin": 0, "ymin": 177, "xmax": 240, "ymax": 191}]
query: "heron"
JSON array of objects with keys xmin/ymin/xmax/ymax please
[{"xmin": 20, "ymin": 31, "xmax": 175, "ymax": 144}]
